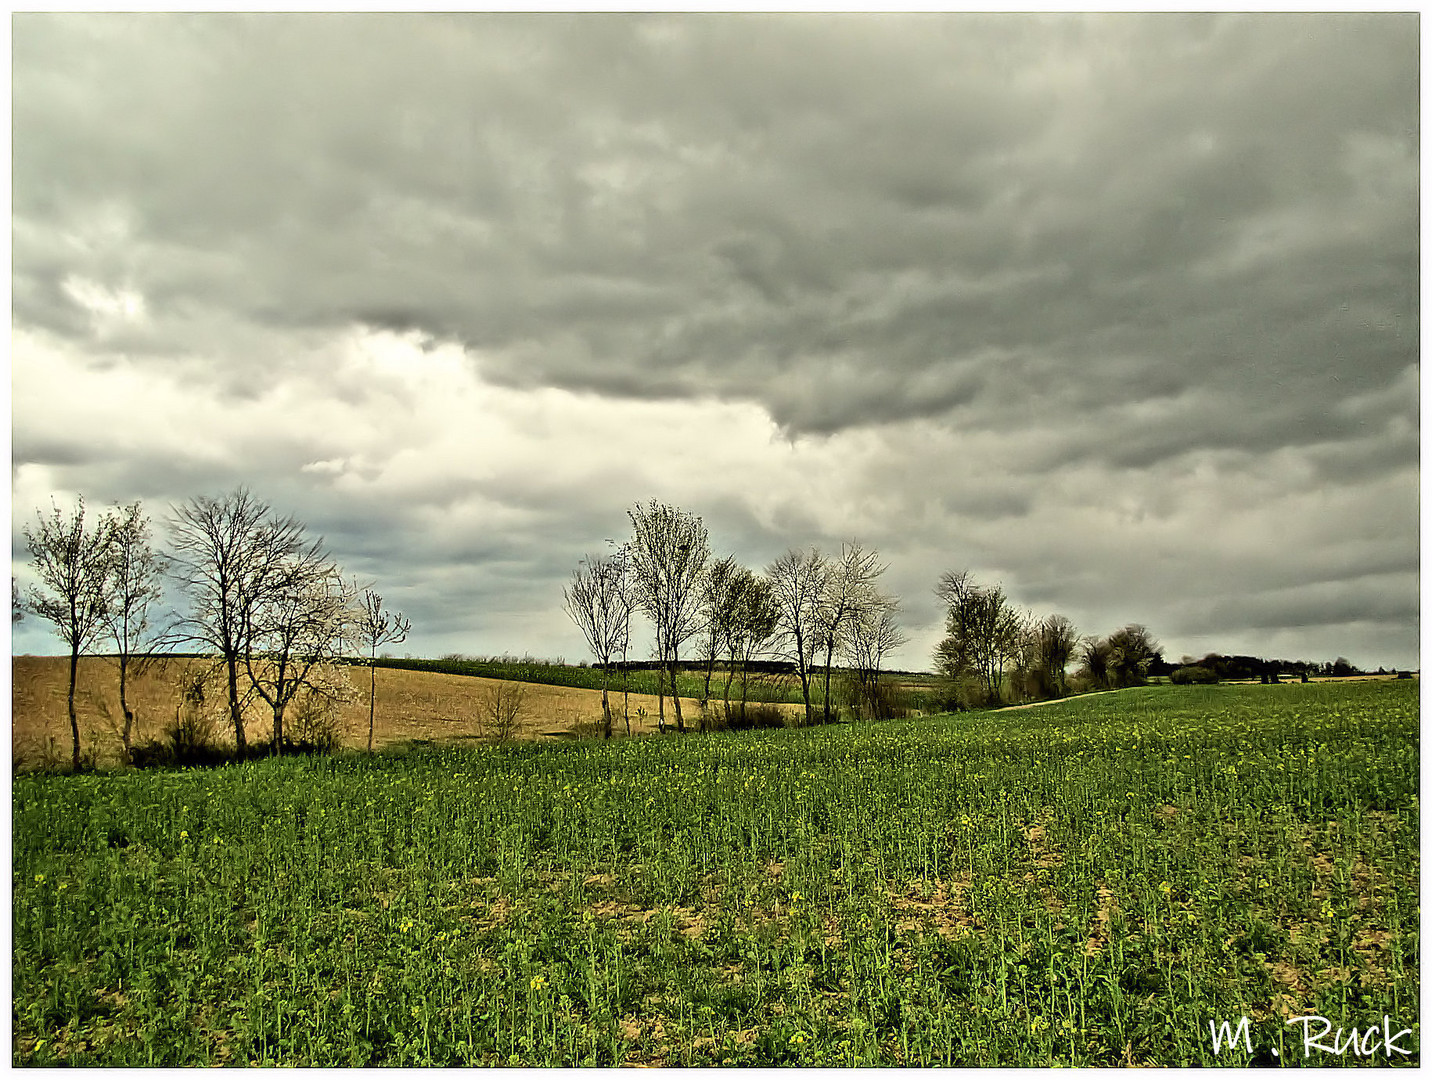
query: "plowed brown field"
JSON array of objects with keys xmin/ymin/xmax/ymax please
[{"xmin": 11, "ymin": 656, "xmax": 797, "ymax": 768}]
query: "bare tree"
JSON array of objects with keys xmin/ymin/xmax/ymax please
[
  {"xmin": 1034, "ymin": 613, "xmax": 1078, "ymax": 699},
  {"xmin": 723, "ymin": 567, "xmax": 778, "ymax": 723},
  {"xmin": 612, "ymin": 544, "xmax": 637, "ymax": 736},
  {"xmin": 816, "ymin": 542, "xmax": 887, "ymax": 723},
  {"xmin": 99, "ymin": 501, "xmax": 164, "ymax": 763},
  {"xmin": 168, "ymin": 488, "xmax": 323, "ymax": 756},
  {"xmin": 625, "ymin": 500, "xmax": 710, "ymax": 735},
  {"xmin": 23, "ymin": 496, "xmax": 114, "ymax": 770},
  {"xmin": 479, "ymin": 680, "xmax": 527, "ymax": 744},
  {"xmin": 934, "ymin": 570, "xmax": 1022, "ymax": 707},
  {"xmin": 357, "ymin": 589, "xmax": 411, "ymax": 752},
  {"xmin": 695, "ymin": 555, "xmax": 742, "ymax": 718},
  {"xmin": 766, "ymin": 547, "xmax": 830, "ymax": 726},
  {"xmin": 563, "ymin": 553, "xmax": 631, "ymax": 739},
  {"xmin": 1077, "ymin": 635, "xmax": 1112, "ymax": 690},
  {"xmin": 844, "ymin": 593, "xmax": 907, "ymax": 720},
  {"xmin": 243, "ymin": 553, "xmax": 354, "ymax": 754}
]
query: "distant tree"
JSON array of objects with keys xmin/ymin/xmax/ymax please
[
  {"xmin": 563, "ymin": 553, "xmax": 631, "ymax": 739},
  {"xmin": 1005, "ymin": 609, "xmax": 1040, "ymax": 703},
  {"xmin": 23, "ymin": 496, "xmax": 115, "ymax": 769},
  {"xmin": 933, "ymin": 570, "xmax": 1021, "ymax": 707},
  {"xmin": 357, "ymin": 589, "xmax": 411, "ymax": 752},
  {"xmin": 843, "ymin": 592, "xmax": 907, "ymax": 720},
  {"xmin": 766, "ymin": 547, "xmax": 830, "ymax": 725},
  {"xmin": 99, "ymin": 501, "xmax": 164, "ymax": 764},
  {"xmin": 695, "ymin": 555, "xmax": 742, "ymax": 716},
  {"xmin": 816, "ymin": 542, "xmax": 887, "ymax": 723},
  {"xmin": 168, "ymin": 488, "xmax": 325, "ymax": 757},
  {"xmin": 12, "ymin": 578, "xmax": 23, "ymax": 624},
  {"xmin": 625, "ymin": 500, "xmax": 710, "ymax": 734},
  {"xmin": 1077, "ymin": 635, "xmax": 1112, "ymax": 690},
  {"xmin": 723, "ymin": 567, "xmax": 779, "ymax": 724},
  {"xmin": 1104, "ymin": 624, "xmax": 1161, "ymax": 688},
  {"xmin": 1034, "ymin": 613, "xmax": 1078, "ymax": 699},
  {"xmin": 243, "ymin": 550, "xmax": 354, "ymax": 753}
]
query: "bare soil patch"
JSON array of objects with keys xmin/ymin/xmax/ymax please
[{"xmin": 12, "ymin": 655, "xmax": 803, "ymax": 768}]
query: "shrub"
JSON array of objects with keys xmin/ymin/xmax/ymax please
[
  {"xmin": 1170, "ymin": 665, "xmax": 1220, "ymax": 685},
  {"xmin": 926, "ymin": 675, "xmax": 987, "ymax": 712},
  {"xmin": 169, "ymin": 667, "xmax": 223, "ymax": 756},
  {"xmin": 717, "ymin": 701, "xmax": 789, "ymax": 731},
  {"xmin": 478, "ymin": 681, "xmax": 527, "ymax": 744},
  {"xmin": 280, "ymin": 664, "xmax": 355, "ymax": 754},
  {"xmin": 842, "ymin": 674, "xmax": 913, "ymax": 721}
]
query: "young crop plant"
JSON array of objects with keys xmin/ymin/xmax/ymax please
[{"xmin": 11, "ymin": 680, "xmax": 1419, "ymax": 1067}]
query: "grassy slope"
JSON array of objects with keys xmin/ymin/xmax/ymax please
[
  {"xmin": 12, "ymin": 680, "xmax": 1419, "ymax": 1066},
  {"xmin": 374, "ymin": 656, "xmax": 811, "ymax": 704},
  {"xmin": 373, "ymin": 656, "xmax": 945, "ymax": 710}
]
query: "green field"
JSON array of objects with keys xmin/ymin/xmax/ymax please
[
  {"xmin": 371, "ymin": 655, "xmax": 942, "ymax": 711},
  {"xmin": 12, "ymin": 680, "xmax": 1419, "ymax": 1066}
]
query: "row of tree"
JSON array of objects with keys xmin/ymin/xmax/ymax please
[
  {"xmin": 19, "ymin": 489, "xmax": 410, "ymax": 768},
  {"xmin": 563, "ymin": 500, "xmax": 907, "ymax": 737},
  {"xmin": 1169, "ymin": 653, "xmax": 1370, "ymax": 684},
  {"xmin": 932, "ymin": 571, "xmax": 1163, "ymax": 709},
  {"xmin": 563, "ymin": 502, "xmax": 1185, "ymax": 735}
]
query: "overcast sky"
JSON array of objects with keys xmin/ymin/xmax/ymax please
[{"xmin": 10, "ymin": 12, "xmax": 1420, "ymax": 671}]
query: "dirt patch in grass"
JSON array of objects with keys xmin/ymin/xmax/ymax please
[
  {"xmin": 1023, "ymin": 816, "xmax": 1063, "ymax": 871},
  {"xmin": 1085, "ymin": 883, "xmax": 1119, "ymax": 956},
  {"xmin": 888, "ymin": 874, "xmax": 978, "ymax": 939}
]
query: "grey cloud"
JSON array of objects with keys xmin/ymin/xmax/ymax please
[
  {"xmin": 15, "ymin": 15, "xmax": 1417, "ymax": 450},
  {"xmin": 11, "ymin": 13, "xmax": 1419, "ymax": 670},
  {"xmin": 1174, "ymin": 572, "xmax": 1419, "ymax": 637}
]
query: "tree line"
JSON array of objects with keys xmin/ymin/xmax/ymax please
[
  {"xmin": 18, "ymin": 489, "xmax": 409, "ymax": 769},
  {"xmin": 564, "ymin": 500, "xmax": 1181, "ymax": 735},
  {"xmin": 930, "ymin": 571, "xmax": 1163, "ymax": 709},
  {"xmin": 24, "ymin": 489, "xmax": 1382, "ymax": 766},
  {"xmin": 563, "ymin": 500, "xmax": 906, "ymax": 738},
  {"xmin": 1169, "ymin": 653, "xmax": 1377, "ymax": 684}
]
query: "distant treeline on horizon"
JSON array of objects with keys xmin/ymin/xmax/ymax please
[{"xmin": 12, "ymin": 651, "xmax": 1403, "ymax": 683}]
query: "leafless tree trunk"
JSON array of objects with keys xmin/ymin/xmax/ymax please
[
  {"xmin": 24, "ymin": 497, "xmax": 115, "ymax": 770},
  {"xmin": 244, "ymin": 557, "xmax": 354, "ymax": 754},
  {"xmin": 766, "ymin": 547, "xmax": 829, "ymax": 726},
  {"xmin": 563, "ymin": 552, "xmax": 632, "ymax": 739},
  {"xmin": 168, "ymin": 488, "xmax": 325, "ymax": 757},
  {"xmin": 358, "ymin": 589, "xmax": 411, "ymax": 752},
  {"xmin": 100, "ymin": 501, "xmax": 164, "ymax": 764},
  {"xmin": 625, "ymin": 500, "xmax": 710, "ymax": 736}
]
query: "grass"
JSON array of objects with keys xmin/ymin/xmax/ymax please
[{"xmin": 11, "ymin": 680, "xmax": 1419, "ymax": 1066}]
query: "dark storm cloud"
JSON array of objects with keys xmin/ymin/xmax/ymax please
[
  {"xmin": 14, "ymin": 14, "xmax": 1417, "ymax": 450},
  {"xmin": 10, "ymin": 13, "xmax": 1419, "ymax": 669}
]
